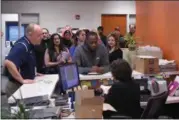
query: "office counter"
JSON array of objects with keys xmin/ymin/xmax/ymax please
[
  {"xmin": 140, "ymin": 96, "xmax": 179, "ymax": 106},
  {"xmin": 8, "ymin": 72, "xmax": 179, "ymax": 104},
  {"xmin": 79, "ymin": 70, "xmax": 143, "ymax": 81},
  {"xmin": 8, "ymin": 71, "xmax": 143, "ymax": 103},
  {"xmin": 8, "ymin": 72, "xmax": 179, "ymax": 119}
]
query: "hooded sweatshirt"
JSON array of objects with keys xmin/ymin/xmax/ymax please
[{"xmin": 73, "ymin": 43, "xmax": 109, "ymax": 74}]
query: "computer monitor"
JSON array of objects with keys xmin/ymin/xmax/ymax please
[{"xmin": 58, "ymin": 63, "xmax": 80, "ymax": 91}]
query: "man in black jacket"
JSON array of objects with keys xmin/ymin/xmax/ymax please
[
  {"xmin": 104, "ymin": 59, "xmax": 142, "ymax": 118},
  {"xmin": 34, "ymin": 28, "xmax": 50, "ymax": 73}
]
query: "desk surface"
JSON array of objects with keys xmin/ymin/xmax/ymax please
[
  {"xmin": 8, "ymin": 71, "xmax": 179, "ymax": 104},
  {"xmin": 8, "ymin": 75, "xmax": 59, "ymax": 103},
  {"xmin": 80, "ymin": 71, "xmax": 143, "ymax": 81},
  {"xmin": 79, "ymin": 71, "xmax": 179, "ymax": 81},
  {"xmin": 63, "ymin": 97, "xmax": 179, "ymax": 119},
  {"xmin": 9, "ymin": 70, "xmax": 143, "ymax": 103},
  {"xmin": 140, "ymin": 96, "xmax": 179, "ymax": 106}
]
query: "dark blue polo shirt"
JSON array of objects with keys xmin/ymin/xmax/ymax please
[{"xmin": 6, "ymin": 36, "xmax": 36, "ymax": 81}]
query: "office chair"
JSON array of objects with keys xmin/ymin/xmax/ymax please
[
  {"xmin": 103, "ymin": 110, "xmax": 132, "ymax": 119},
  {"xmin": 141, "ymin": 91, "xmax": 168, "ymax": 119}
]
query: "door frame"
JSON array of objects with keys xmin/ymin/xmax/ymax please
[
  {"xmin": 20, "ymin": 13, "xmax": 40, "ymax": 25},
  {"xmin": 19, "ymin": 13, "xmax": 40, "ymax": 38},
  {"xmin": 101, "ymin": 14, "xmax": 136, "ymax": 33},
  {"xmin": 101, "ymin": 14, "xmax": 127, "ymax": 16}
]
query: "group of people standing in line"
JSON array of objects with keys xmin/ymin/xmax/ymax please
[
  {"xmin": 35, "ymin": 24, "xmax": 136, "ymax": 75},
  {"xmin": 4, "ymin": 23, "xmax": 142, "ymax": 118}
]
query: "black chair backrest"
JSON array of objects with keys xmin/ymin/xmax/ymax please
[
  {"xmin": 135, "ymin": 79, "xmax": 150, "ymax": 94},
  {"xmin": 141, "ymin": 91, "xmax": 168, "ymax": 119},
  {"xmin": 103, "ymin": 110, "xmax": 132, "ymax": 119},
  {"xmin": 135, "ymin": 79, "xmax": 148, "ymax": 90}
]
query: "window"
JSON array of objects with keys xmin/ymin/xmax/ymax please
[{"xmin": 6, "ymin": 22, "xmax": 28, "ymax": 41}]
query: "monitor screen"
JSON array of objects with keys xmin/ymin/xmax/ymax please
[{"xmin": 59, "ymin": 63, "xmax": 80, "ymax": 91}]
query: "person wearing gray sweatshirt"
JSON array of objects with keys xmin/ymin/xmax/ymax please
[{"xmin": 73, "ymin": 31, "xmax": 110, "ymax": 74}]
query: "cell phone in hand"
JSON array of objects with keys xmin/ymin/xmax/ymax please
[{"xmin": 61, "ymin": 51, "xmax": 70, "ymax": 61}]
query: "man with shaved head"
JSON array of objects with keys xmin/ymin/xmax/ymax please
[{"xmin": 4, "ymin": 23, "xmax": 43, "ymax": 97}]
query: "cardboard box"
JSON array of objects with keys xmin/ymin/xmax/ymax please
[
  {"xmin": 75, "ymin": 90, "xmax": 103, "ymax": 119},
  {"xmin": 135, "ymin": 55, "xmax": 159, "ymax": 74}
]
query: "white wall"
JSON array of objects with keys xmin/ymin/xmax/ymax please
[
  {"xmin": 1, "ymin": 14, "xmax": 19, "ymax": 64},
  {"xmin": 2, "ymin": 1, "xmax": 136, "ymax": 33}
]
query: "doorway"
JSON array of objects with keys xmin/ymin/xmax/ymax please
[{"xmin": 101, "ymin": 14, "xmax": 127, "ymax": 36}]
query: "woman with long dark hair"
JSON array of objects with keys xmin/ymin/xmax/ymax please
[
  {"xmin": 44, "ymin": 33, "xmax": 72, "ymax": 74},
  {"xmin": 69, "ymin": 30, "xmax": 86, "ymax": 56}
]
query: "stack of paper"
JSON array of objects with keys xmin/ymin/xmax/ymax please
[
  {"xmin": 138, "ymin": 45, "xmax": 163, "ymax": 59},
  {"xmin": 100, "ymin": 85, "xmax": 111, "ymax": 94},
  {"xmin": 159, "ymin": 59, "xmax": 175, "ymax": 65},
  {"xmin": 103, "ymin": 103, "xmax": 116, "ymax": 112},
  {"xmin": 159, "ymin": 59, "xmax": 177, "ymax": 72}
]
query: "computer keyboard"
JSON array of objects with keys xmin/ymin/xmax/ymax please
[{"xmin": 9, "ymin": 95, "xmax": 50, "ymax": 107}]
